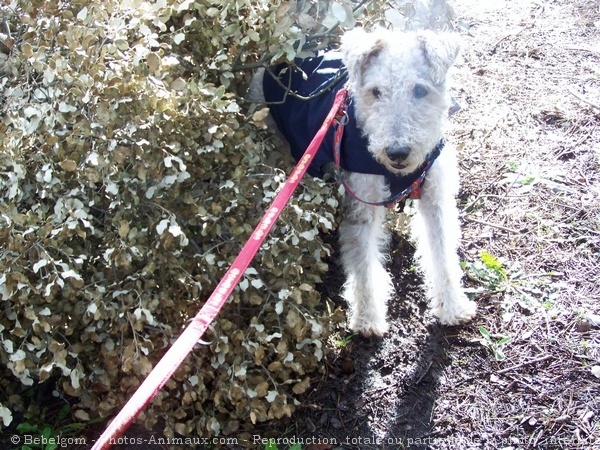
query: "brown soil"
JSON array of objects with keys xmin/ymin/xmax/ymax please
[{"xmin": 255, "ymin": 0, "xmax": 600, "ymax": 449}]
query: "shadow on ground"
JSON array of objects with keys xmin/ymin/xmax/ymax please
[{"xmin": 258, "ymin": 232, "xmax": 462, "ymax": 450}]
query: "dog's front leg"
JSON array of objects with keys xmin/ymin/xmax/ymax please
[
  {"xmin": 339, "ymin": 173, "xmax": 393, "ymax": 336},
  {"xmin": 412, "ymin": 148, "xmax": 476, "ymax": 325}
]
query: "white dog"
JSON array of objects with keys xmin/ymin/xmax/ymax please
[{"xmin": 250, "ymin": 28, "xmax": 476, "ymax": 336}]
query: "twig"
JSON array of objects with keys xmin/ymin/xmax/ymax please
[
  {"xmin": 496, "ymin": 354, "xmax": 553, "ymax": 375},
  {"xmin": 305, "ymin": 0, "xmax": 371, "ymax": 43},
  {"xmin": 464, "ymin": 216, "xmax": 521, "ymax": 234},
  {"xmin": 565, "ymin": 46, "xmax": 600, "ymax": 54},
  {"xmin": 258, "ymin": 65, "xmax": 348, "ymax": 104},
  {"xmin": 233, "ymin": 0, "xmax": 371, "ymax": 72},
  {"xmin": 557, "ymin": 124, "xmax": 597, "ymax": 157},
  {"xmin": 462, "ymin": 162, "xmax": 514, "ymax": 215},
  {"xmin": 567, "ymin": 88, "xmax": 600, "ymax": 111},
  {"xmin": 230, "ymin": 54, "xmax": 270, "ymax": 72},
  {"xmin": 414, "ymin": 361, "xmax": 433, "ymax": 385},
  {"xmin": 491, "ymin": 3, "xmax": 545, "ymax": 53}
]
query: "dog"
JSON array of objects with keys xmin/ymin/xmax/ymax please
[{"xmin": 249, "ymin": 27, "xmax": 477, "ymax": 336}]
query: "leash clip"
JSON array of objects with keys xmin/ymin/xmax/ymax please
[
  {"xmin": 334, "ymin": 86, "xmax": 350, "ymax": 126},
  {"xmin": 335, "ymin": 110, "xmax": 349, "ymax": 126}
]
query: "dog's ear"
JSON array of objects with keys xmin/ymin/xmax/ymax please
[
  {"xmin": 417, "ymin": 31, "xmax": 460, "ymax": 84},
  {"xmin": 340, "ymin": 28, "xmax": 387, "ymax": 85}
]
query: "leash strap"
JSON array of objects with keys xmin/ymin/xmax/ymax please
[{"xmin": 91, "ymin": 87, "xmax": 350, "ymax": 450}]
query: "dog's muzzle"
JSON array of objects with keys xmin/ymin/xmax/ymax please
[{"xmin": 386, "ymin": 145, "xmax": 411, "ymax": 169}]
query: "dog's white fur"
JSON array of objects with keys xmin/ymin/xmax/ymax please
[{"xmin": 251, "ymin": 28, "xmax": 476, "ymax": 336}]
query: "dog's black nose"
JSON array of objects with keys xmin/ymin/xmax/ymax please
[{"xmin": 386, "ymin": 145, "xmax": 411, "ymax": 162}]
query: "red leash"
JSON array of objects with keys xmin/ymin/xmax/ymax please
[{"xmin": 91, "ymin": 87, "xmax": 349, "ymax": 450}]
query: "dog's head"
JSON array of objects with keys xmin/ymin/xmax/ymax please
[{"xmin": 340, "ymin": 28, "xmax": 460, "ymax": 175}]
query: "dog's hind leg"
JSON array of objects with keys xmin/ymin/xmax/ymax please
[
  {"xmin": 411, "ymin": 148, "xmax": 476, "ymax": 325},
  {"xmin": 339, "ymin": 173, "xmax": 393, "ymax": 336}
]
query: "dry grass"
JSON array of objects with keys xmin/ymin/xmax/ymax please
[{"xmin": 435, "ymin": 0, "xmax": 600, "ymax": 447}]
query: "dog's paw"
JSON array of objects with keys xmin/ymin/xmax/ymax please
[
  {"xmin": 348, "ymin": 316, "xmax": 388, "ymax": 337},
  {"xmin": 434, "ymin": 295, "xmax": 477, "ymax": 325}
]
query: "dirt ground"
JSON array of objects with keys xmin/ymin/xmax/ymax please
[{"xmin": 257, "ymin": 0, "xmax": 600, "ymax": 449}]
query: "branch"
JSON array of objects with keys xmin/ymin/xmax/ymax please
[
  {"xmin": 496, "ymin": 354, "xmax": 553, "ymax": 375},
  {"xmin": 230, "ymin": 55, "xmax": 270, "ymax": 72},
  {"xmin": 231, "ymin": 0, "xmax": 372, "ymax": 73},
  {"xmin": 567, "ymin": 88, "xmax": 600, "ymax": 111},
  {"xmin": 256, "ymin": 65, "xmax": 348, "ymax": 105},
  {"xmin": 464, "ymin": 216, "xmax": 521, "ymax": 234}
]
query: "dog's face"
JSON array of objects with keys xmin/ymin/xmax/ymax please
[{"xmin": 341, "ymin": 28, "xmax": 460, "ymax": 175}]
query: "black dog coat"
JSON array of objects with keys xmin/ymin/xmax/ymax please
[{"xmin": 262, "ymin": 52, "xmax": 444, "ymax": 197}]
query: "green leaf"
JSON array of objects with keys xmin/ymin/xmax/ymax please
[
  {"xmin": 17, "ymin": 422, "xmax": 38, "ymax": 433},
  {"xmin": 496, "ymin": 337, "xmax": 512, "ymax": 346},
  {"xmin": 57, "ymin": 404, "xmax": 71, "ymax": 421},
  {"xmin": 494, "ymin": 348, "xmax": 506, "ymax": 362},
  {"xmin": 478, "ymin": 326, "xmax": 491, "ymax": 340},
  {"xmin": 264, "ymin": 438, "xmax": 278, "ymax": 450}
]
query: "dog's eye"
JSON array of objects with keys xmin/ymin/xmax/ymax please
[
  {"xmin": 413, "ymin": 84, "xmax": 429, "ymax": 99},
  {"xmin": 372, "ymin": 87, "xmax": 382, "ymax": 99}
]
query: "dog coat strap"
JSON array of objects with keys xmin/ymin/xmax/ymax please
[{"xmin": 334, "ymin": 129, "xmax": 445, "ymax": 207}]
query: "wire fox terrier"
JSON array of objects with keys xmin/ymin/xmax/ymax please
[{"xmin": 250, "ymin": 27, "xmax": 477, "ymax": 336}]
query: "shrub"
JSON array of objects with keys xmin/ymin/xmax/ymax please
[{"xmin": 0, "ymin": 0, "xmax": 453, "ymax": 439}]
